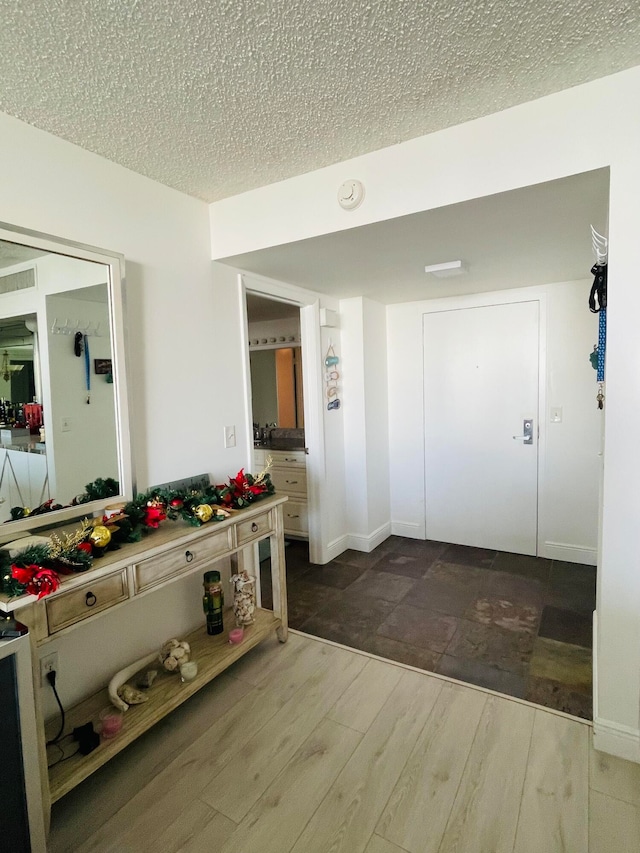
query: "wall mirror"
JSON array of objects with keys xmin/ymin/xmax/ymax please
[
  {"xmin": 250, "ymin": 347, "xmax": 304, "ymax": 429},
  {"xmin": 0, "ymin": 222, "xmax": 132, "ymax": 543}
]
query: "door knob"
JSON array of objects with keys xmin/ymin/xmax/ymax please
[{"xmin": 512, "ymin": 419, "xmax": 534, "ymax": 445}]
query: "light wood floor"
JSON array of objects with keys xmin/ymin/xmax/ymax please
[{"xmin": 49, "ymin": 631, "xmax": 640, "ymax": 853}]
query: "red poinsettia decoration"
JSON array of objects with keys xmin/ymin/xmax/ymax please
[
  {"xmin": 220, "ymin": 469, "xmax": 271, "ymax": 507},
  {"xmin": 11, "ymin": 564, "xmax": 60, "ymax": 599},
  {"xmin": 144, "ymin": 498, "xmax": 167, "ymax": 528}
]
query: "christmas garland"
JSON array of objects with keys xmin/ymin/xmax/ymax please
[{"xmin": 1, "ymin": 462, "xmax": 275, "ymax": 601}]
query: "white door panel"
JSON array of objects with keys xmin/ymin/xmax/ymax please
[{"xmin": 424, "ymin": 301, "xmax": 539, "ymax": 554}]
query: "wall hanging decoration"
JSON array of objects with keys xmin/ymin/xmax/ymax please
[
  {"xmin": 324, "ymin": 341, "xmax": 341, "ymax": 411},
  {"xmin": 588, "ymin": 225, "xmax": 608, "ymax": 410}
]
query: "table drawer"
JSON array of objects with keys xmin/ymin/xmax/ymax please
[
  {"xmin": 134, "ymin": 528, "xmax": 232, "ymax": 593},
  {"xmin": 46, "ymin": 571, "xmax": 128, "ymax": 634},
  {"xmin": 270, "ymin": 466, "xmax": 307, "ymax": 496},
  {"xmin": 283, "ymin": 500, "xmax": 308, "ymax": 535},
  {"xmin": 236, "ymin": 510, "xmax": 273, "ymax": 546}
]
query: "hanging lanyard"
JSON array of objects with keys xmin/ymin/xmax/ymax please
[{"xmin": 84, "ymin": 335, "xmax": 91, "ymax": 404}]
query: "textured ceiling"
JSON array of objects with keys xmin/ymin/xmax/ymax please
[{"xmin": 0, "ymin": 1, "xmax": 638, "ymax": 202}]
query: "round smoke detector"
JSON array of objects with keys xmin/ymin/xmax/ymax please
[{"xmin": 337, "ymin": 179, "xmax": 365, "ymax": 211}]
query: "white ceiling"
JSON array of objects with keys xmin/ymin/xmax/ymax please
[
  {"xmin": 0, "ymin": 1, "xmax": 637, "ymax": 203},
  {"xmin": 228, "ymin": 169, "xmax": 610, "ymax": 304}
]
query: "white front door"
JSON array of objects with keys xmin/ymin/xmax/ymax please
[{"xmin": 423, "ymin": 300, "xmax": 540, "ymax": 555}]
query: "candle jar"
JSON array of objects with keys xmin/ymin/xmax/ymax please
[
  {"xmin": 99, "ymin": 707, "xmax": 124, "ymax": 739},
  {"xmin": 179, "ymin": 661, "xmax": 198, "ymax": 682}
]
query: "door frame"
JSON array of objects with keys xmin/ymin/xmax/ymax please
[
  {"xmin": 421, "ymin": 287, "xmax": 551, "ymax": 559},
  {"xmin": 238, "ymin": 271, "xmax": 330, "ymax": 564}
]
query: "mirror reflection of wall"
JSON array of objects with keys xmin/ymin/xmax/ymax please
[
  {"xmin": 250, "ymin": 346, "xmax": 304, "ymax": 428},
  {"xmin": 46, "ymin": 284, "xmax": 117, "ymax": 502},
  {"xmin": 246, "ymin": 293, "xmax": 303, "ymax": 431},
  {"xmin": 0, "ymin": 236, "xmax": 121, "ymax": 525}
]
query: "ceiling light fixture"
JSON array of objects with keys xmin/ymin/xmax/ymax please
[{"xmin": 424, "ymin": 260, "xmax": 467, "ymax": 278}]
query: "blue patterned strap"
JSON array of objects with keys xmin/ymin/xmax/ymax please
[{"xmin": 597, "ymin": 309, "xmax": 606, "ymax": 382}]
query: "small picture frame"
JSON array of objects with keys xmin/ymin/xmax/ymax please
[{"xmin": 94, "ymin": 358, "xmax": 112, "ymax": 375}]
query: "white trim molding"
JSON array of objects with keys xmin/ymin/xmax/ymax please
[
  {"xmin": 346, "ymin": 522, "xmax": 392, "ymax": 554},
  {"xmin": 391, "ymin": 520, "xmax": 425, "ymax": 540},
  {"xmin": 324, "ymin": 534, "xmax": 349, "ymax": 563},
  {"xmin": 593, "ymin": 718, "xmax": 640, "ymax": 763},
  {"xmin": 540, "ymin": 540, "xmax": 598, "ymax": 565}
]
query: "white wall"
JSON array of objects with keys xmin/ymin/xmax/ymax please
[
  {"xmin": 387, "ymin": 280, "xmax": 601, "ymax": 564},
  {"xmin": 248, "ymin": 316, "xmax": 300, "ymax": 347},
  {"xmin": 340, "ymin": 297, "xmax": 390, "ymax": 550},
  {"xmin": 209, "ymin": 65, "xmax": 640, "ymax": 760},
  {"xmin": 541, "ymin": 280, "xmax": 602, "ymax": 563},
  {"xmin": 0, "ymin": 111, "xmax": 251, "ymax": 717}
]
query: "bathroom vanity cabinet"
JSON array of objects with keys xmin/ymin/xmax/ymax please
[{"xmin": 254, "ymin": 447, "xmax": 308, "ymax": 538}]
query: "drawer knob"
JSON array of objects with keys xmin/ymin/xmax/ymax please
[
  {"xmin": 251, "ymin": 522, "xmax": 259, "ymax": 532},
  {"xmin": 288, "ymin": 514, "xmax": 300, "ymax": 519},
  {"xmin": 185, "ymin": 550, "xmax": 194, "ymax": 563},
  {"xmin": 286, "ymin": 479, "xmax": 298, "ymax": 484},
  {"xmin": 85, "ymin": 591, "xmax": 97, "ymax": 607}
]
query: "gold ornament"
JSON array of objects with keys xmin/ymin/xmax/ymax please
[
  {"xmin": 89, "ymin": 524, "xmax": 112, "ymax": 549},
  {"xmin": 194, "ymin": 504, "xmax": 213, "ymax": 523}
]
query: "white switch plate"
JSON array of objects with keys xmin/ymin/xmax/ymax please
[
  {"xmin": 224, "ymin": 425, "xmax": 236, "ymax": 448},
  {"xmin": 61, "ymin": 416, "xmax": 72, "ymax": 432},
  {"xmin": 550, "ymin": 407, "xmax": 562, "ymax": 423}
]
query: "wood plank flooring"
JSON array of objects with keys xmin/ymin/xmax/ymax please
[{"xmin": 49, "ymin": 631, "xmax": 640, "ymax": 853}]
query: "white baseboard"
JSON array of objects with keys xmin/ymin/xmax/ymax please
[
  {"xmin": 346, "ymin": 522, "xmax": 392, "ymax": 554},
  {"xmin": 323, "ymin": 535, "xmax": 349, "ymax": 564},
  {"xmin": 593, "ymin": 717, "xmax": 640, "ymax": 763},
  {"xmin": 390, "ymin": 520, "xmax": 425, "ymax": 540},
  {"xmin": 592, "ymin": 609, "xmax": 640, "ymax": 763},
  {"xmin": 540, "ymin": 540, "xmax": 597, "ymax": 565}
]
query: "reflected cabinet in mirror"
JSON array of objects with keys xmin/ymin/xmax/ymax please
[{"xmin": 0, "ymin": 222, "xmax": 132, "ymax": 541}]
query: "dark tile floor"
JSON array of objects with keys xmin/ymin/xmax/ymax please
[{"xmin": 261, "ymin": 536, "xmax": 596, "ymax": 720}]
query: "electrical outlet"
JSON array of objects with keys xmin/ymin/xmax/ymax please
[{"xmin": 40, "ymin": 651, "xmax": 59, "ymax": 686}]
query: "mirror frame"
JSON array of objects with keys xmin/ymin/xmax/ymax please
[{"xmin": 0, "ymin": 221, "xmax": 133, "ymax": 543}]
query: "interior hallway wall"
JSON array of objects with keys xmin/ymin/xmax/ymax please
[{"xmin": 340, "ymin": 297, "xmax": 390, "ymax": 551}]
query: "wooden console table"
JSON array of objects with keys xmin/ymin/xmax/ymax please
[{"xmin": 0, "ymin": 495, "xmax": 288, "ymax": 829}]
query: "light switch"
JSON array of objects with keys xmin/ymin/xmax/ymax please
[
  {"xmin": 224, "ymin": 425, "xmax": 236, "ymax": 448},
  {"xmin": 550, "ymin": 407, "xmax": 562, "ymax": 423},
  {"xmin": 61, "ymin": 416, "xmax": 72, "ymax": 432}
]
